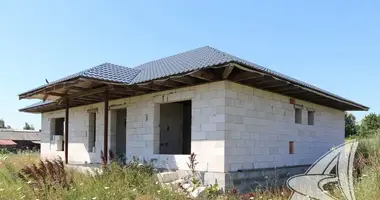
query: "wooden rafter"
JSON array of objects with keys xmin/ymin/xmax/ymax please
[
  {"xmin": 46, "ymin": 92, "xmax": 65, "ymax": 97},
  {"xmin": 153, "ymin": 79, "xmax": 181, "ymax": 88},
  {"xmin": 222, "ymin": 65, "xmax": 234, "ymax": 79},
  {"xmin": 260, "ymin": 83, "xmax": 290, "ymax": 90},
  {"xmin": 137, "ymin": 83, "xmax": 165, "ymax": 91},
  {"xmin": 253, "ymin": 79, "xmax": 279, "ymax": 86},
  {"xmin": 56, "ymin": 86, "xmax": 109, "ymax": 104},
  {"xmin": 189, "ymin": 70, "xmax": 216, "ymax": 81},
  {"xmin": 273, "ymin": 87, "xmax": 299, "ymax": 93},
  {"xmin": 229, "ymin": 72, "xmax": 262, "ymax": 82},
  {"xmin": 67, "ymin": 86, "xmax": 88, "ymax": 92},
  {"xmin": 282, "ymin": 90, "xmax": 308, "ymax": 95},
  {"xmin": 171, "ymin": 76, "xmax": 198, "ymax": 85}
]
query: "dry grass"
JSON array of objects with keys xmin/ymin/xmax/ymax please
[{"xmin": 1, "ymin": 135, "xmax": 380, "ymax": 200}]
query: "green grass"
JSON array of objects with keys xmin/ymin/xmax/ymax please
[{"xmin": 1, "ymin": 134, "xmax": 380, "ymax": 200}]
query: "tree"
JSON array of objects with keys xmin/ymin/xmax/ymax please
[
  {"xmin": 359, "ymin": 113, "xmax": 380, "ymax": 136},
  {"xmin": 23, "ymin": 122, "xmax": 35, "ymax": 130},
  {"xmin": 0, "ymin": 119, "xmax": 4, "ymax": 128},
  {"xmin": 345, "ymin": 112, "xmax": 358, "ymax": 137}
]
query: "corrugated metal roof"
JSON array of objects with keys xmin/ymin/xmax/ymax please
[
  {"xmin": 0, "ymin": 129, "xmax": 40, "ymax": 141},
  {"xmin": 19, "ymin": 46, "xmax": 368, "ymax": 111},
  {"xmin": 20, "ymin": 63, "xmax": 141, "ymax": 95},
  {"xmin": 20, "ymin": 101, "xmax": 53, "ymax": 110}
]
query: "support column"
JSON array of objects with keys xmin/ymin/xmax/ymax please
[
  {"xmin": 65, "ymin": 99, "xmax": 69, "ymax": 164},
  {"xmin": 103, "ymin": 90, "xmax": 109, "ymax": 162}
]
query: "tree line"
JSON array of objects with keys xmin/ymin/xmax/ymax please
[
  {"xmin": 345, "ymin": 112, "xmax": 380, "ymax": 137},
  {"xmin": 0, "ymin": 119, "xmax": 35, "ymax": 130}
]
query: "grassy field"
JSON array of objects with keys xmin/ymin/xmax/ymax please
[{"xmin": 0, "ymin": 134, "xmax": 379, "ymax": 200}]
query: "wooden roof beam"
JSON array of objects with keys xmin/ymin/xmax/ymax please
[
  {"xmin": 171, "ymin": 76, "xmax": 198, "ymax": 85},
  {"xmin": 230, "ymin": 72, "xmax": 262, "ymax": 82},
  {"xmin": 137, "ymin": 83, "xmax": 165, "ymax": 91},
  {"xmin": 56, "ymin": 86, "xmax": 108, "ymax": 104},
  {"xmin": 222, "ymin": 65, "xmax": 234, "ymax": 79},
  {"xmin": 260, "ymin": 83, "xmax": 290, "ymax": 90},
  {"xmin": 153, "ymin": 79, "xmax": 181, "ymax": 88},
  {"xmin": 189, "ymin": 70, "xmax": 216, "ymax": 82}
]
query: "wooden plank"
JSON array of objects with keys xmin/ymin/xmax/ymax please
[
  {"xmin": 253, "ymin": 79, "xmax": 279, "ymax": 86},
  {"xmin": 171, "ymin": 76, "xmax": 198, "ymax": 85},
  {"xmin": 153, "ymin": 80, "xmax": 181, "ymax": 88},
  {"xmin": 103, "ymin": 91, "xmax": 109, "ymax": 163},
  {"xmin": 58, "ymin": 86, "xmax": 108, "ymax": 103},
  {"xmin": 260, "ymin": 83, "xmax": 290, "ymax": 90},
  {"xmin": 273, "ymin": 87, "xmax": 299, "ymax": 93},
  {"xmin": 230, "ymin": 72, "xmax": 262, "ymax": 82},
  {"xmin": 46, "ymin": 92, "xmax": 65, "ymax": 97},
  {"xmin": 282, "ymin": 90, "xmax": 308, "ymax": 95},
  {"xmin": 64, "ymin": 100, "xmax": 69, "ymax": 164},
  {"xmin": 137, "ymin": 83, "xmax": 164, "ymax": 91},
  {"xmin": 67, "ymin": 86, "xmax": 88, "ymax": 92},
  {"xmin": 222, "ymin": 65, "xmax": 234, "ymax": 79},
  {"xmin": 189, "ymin": 70, "xmax": 216, "ymax": 81},
  {"xmin": 111, "ymin": 86, "xmax": 147, "ymax": 95}
]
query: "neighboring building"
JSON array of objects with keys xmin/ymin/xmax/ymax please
[
  {"xmin": 0, "ymin": 129, "xmax": 40, "ymax": 150},
  {"xmin": 18, "ymin": 46, "xmax": 368, "ymax": 188}
]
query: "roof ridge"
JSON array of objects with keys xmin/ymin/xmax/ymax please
[{"xmin": 133, "ymin": 46, "xmax": 211, "ymax": 70}]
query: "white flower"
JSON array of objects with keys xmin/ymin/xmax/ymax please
[
  {"xmin": 92, "ymin": 197, "xmax": 97, "ymax": 200},
  {"xmin": 104, "ymin": 186, "xmax": 110, "ymax": 190},
  {"xmin": 132, "ymin": 188, "xmax": 136, "ymax": 192},
  {"xmin": 157, "ymin": 190, "xmax": 161, "ymax": 193},
  {"xmin": 249, "ymin": 197, "xmax": 254, "ymax": 200}
]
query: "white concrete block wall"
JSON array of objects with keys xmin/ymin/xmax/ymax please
[
  {"xmin": 224, "ymin": 82, "xmax": 344, "ymax": 172},
  {"xmin": 40, "ymin": 81, "xmax": 228, "ymax": 172},
  {"xmin": 40, "ymin": 80, "xmax": 344, "ymax": 174},
  {"xmin": 41, "ymin": 103, "xmax": 105, "ymax": 164}
]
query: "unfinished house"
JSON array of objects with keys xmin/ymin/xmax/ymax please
[{"xmin": 19, "ymin": 46, "xmax": 368, "ymax": 189}]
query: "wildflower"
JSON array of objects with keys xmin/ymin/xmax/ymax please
[
  {"xmin": 249, "ymin": 197, "xmax": 254, "ymax": 200},
  {"xmin": 92, "ymin": 197, "xmax": 97, "ymax": 200},
  {"xmin": 132, "ymin": 188, "xmax": 137, "ymax": 192},
  {"xmin": 104, "ymin": 186, "xmax": 110, "ymax": 190},
  {"xmin": 155, "ymin": 181, "xmax": 158, "ymax": 185},
  {"xmin": 157, "ymin": 190, "xmax": 161, "ymax": 193},
  {"xmin": 27, "ymin": 180, "xmax": 32, "ymax": 184}
]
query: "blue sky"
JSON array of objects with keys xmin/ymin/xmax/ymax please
[{"xmin": 0, "ymin": 1, "xmax": 378, "ymax": 130}]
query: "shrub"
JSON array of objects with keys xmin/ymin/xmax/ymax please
[{"xmin": 17, "ymin": 158, "xmax": 73, "ymax": 199}]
